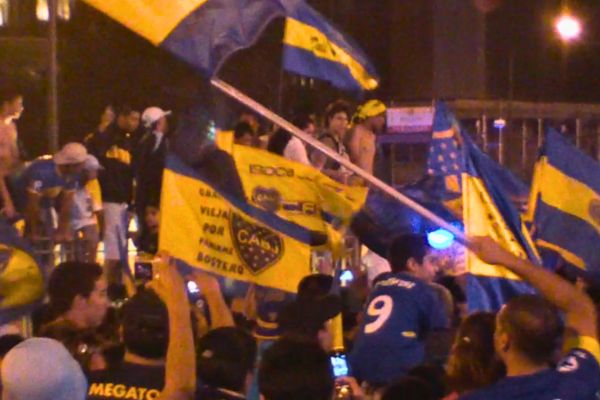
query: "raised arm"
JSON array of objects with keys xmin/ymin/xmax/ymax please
[
  {"xmin": 147, "ymin": 255, "xmax": 196, "ymax": 400},
  {"xmin": 468, "ymin": 236, "xmax": 597, "ymax": 340}
]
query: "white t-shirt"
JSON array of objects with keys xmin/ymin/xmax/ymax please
[
  {"xmin": 71, "ymin": 185, "xmax": 102, "ymax": 231},
  {"xmin": 283, "ymin": 136, "xmax": 311, "ymax": 166}
]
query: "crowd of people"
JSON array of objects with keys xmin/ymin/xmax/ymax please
[{"xmin": 0, "ymin": 82, "xmax": 599, "ymax": 400}]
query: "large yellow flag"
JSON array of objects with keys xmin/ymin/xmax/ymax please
[{"xmin": 160, "ymin": 155, "xmax": 313, "ymax": 293}]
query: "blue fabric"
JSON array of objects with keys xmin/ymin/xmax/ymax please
[
  {"xmin": 466, "ymin": 274, "xmax": 535, "ymax": 312},
  {"xmin": 349, "ymin": 272, "xmax": 448, "ymax": 385},
  {"xmin": 460, "ymin": 347, "xmax": 600, "ymax": 400},
  {"xmin": 161, "ymin": 0, "xmax": 286, "ymax": 77}
]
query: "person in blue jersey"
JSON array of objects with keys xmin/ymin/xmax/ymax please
[
  {"xmin": 349, "ymin": 234, "xmax": 449, "ymax": 386},
  {"xmin": 460, "ymin": 237, "xmax": 600, "ymax": 400},
  {"xmin": 19, "ymin": 143, "xmax": 87, "ymax": 245}
]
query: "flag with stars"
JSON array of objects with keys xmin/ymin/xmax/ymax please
[{"xmin": 427, "ymin": 102, "xmax": 464, "ymax": 194}]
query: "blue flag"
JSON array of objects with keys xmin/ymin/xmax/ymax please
[
  {"xmin": 463, "ymin": 135, "xmax": 540, "ymax": 312},
  {"xmin": 528, "ymin": 129, "xmax": 600, "ymax": 277},
  {"xmin": 0, "ymin": 220, "xmax": 44, "ymax": 324},
  {"xmin": 282, "ymin": 2, "xmax": 379, "ymax": 91}
]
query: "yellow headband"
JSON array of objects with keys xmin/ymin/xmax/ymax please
[{"xmin": 356, "ymin": 100, "xmax": 386, "ymax": 120}]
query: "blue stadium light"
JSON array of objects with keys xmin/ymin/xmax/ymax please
[{"xmin": 427, "ymin": 228, "xmax": 455, "ymax": 250}]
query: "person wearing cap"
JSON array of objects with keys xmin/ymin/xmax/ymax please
[
  {"xmin": 17, "ymin": 142, "xmax": 87, "ymax": 253},
  {"xmin": 133, "ymin": 106, "xmax": 171, "ymax": 248},
  {"xmin": 349, "ymin": 234, "xmax": 449, "ymax": 387},
  {"xmin": 346, "ymin": 99, "xmax": 386, "ymax": 177},
  {"xmin": 86, "ymin": 105, "xmax": 139, "ymax": 285},
  {"xmin": 69, "ymin": 154, "xmax": 103, "ymax": 263}
]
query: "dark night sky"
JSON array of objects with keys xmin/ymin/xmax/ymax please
[{"xmin": 2, "ymin": 0, "xmax": 600, "ymax": 155}]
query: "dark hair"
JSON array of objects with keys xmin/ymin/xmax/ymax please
[
  {"xmin": 0, "ymin": 82, "xmax": 22, "ymax": 104},
  {"xmin": 382, "ymin": 376, "xmax": 434, "ymax": 400},
  {"xmin": 234, "ymin": 122, "xmax": 254, "ymax": 140},
  {"xmin": 387, "ymin": 234, "xmax": 429, "ymax": 273},
  {"xmin": 324, "ymin": 100, "xmax": 351, "ymax": 128},
  {"xmin": 197, "ymin": 327, "xmax": 257, "ymax": 392},
  {"xmin": 267, "ymin": 128, "xmax": 291, "ymax": 156},
  {"xmin": 0, "ymin": 335, "xmax": 24, "ymax": 358},
  {"xmin": 122, "ymin": 289, "xmax": 169, "ymax": 359},
  {"xmin": 446, "ymin": 312, "xmax": 505, "ymax": 394},
  {"xmin": 292, "ymin": 114, "xmax": 315, "ymax": 131},
  {"xmin": 48, "ymin": 262, "xmax": 104, "ymax": 316},
  {"xmin": 118, "ymin": 104, "xmax": 138, "ymax": 116},
  {"xmin": 500, "ymin": 295, "xmax": 562, "ymax": 365},
  {"xmin": 259, "ymin": 338, "xmax": 334, "ymax": 400}
]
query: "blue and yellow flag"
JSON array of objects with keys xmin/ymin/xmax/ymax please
[
  {"xmin": 82, "ymin": 0, "xmax": 286, "ymax": 77},
  {"xmin": 160, "ymin": 154, "xmax": 316, "ymax": 293},
  {"xmin": 0, "ymin": 220, "xmax": 44, "ymax": 324},
  {"xmin": 528, "ymin": 129, "xmax": 600, "ymax": 275},
  {"xmin": 463, "ymin": 138, "xmax": 540, "ymax": 312},
  {"xmin": 283, "ymin": 2, "xmax": 379, "ymax": 91}
]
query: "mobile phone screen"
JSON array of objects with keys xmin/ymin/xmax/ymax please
[
  {"xmin": 330, "ymin": 353, "xmax": 349, "ymax": 377},
  {"xmin": 134, "ymin": 262, "xmax": 153, "ymax": 282}
]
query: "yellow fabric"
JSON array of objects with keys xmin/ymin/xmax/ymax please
[
  {"xmin": 537, "ymin": 158, "xmax": 599, "ymax": 233},
  {"xmin": 105, "ymin": 146, "xmax": 131, "ymax": 165},
  {"xmin": 81, "ymin": 0, "xmax": 205, "ymax": 45},
  {"xmin": 283, "ymin": 17, "xmax": 378, "ymax": 90},
  {"xmin": 463, "ymin": 174, "xmax": 535, "ymax": 279},
  {"xmin": 565, "ymin": 336, "xmax": 600, "ymax": 364},
  {"xmin": 159, "ymin": 168, "xmax": 312, "ymax": 293},
  {"xmin": 85, "ymin": 179, "xmax": 103, "ymax": 211},
  {"xmin": 356, "ymin": 100, "xmax": 386, "ymax": 120},
  {"xmin": 432, "ymin": 128, "xmax": 455, "ymax": 139},
  {"xmin": 331, "ymin": 313, "xmax": 345, "ymax": 352},
  {"xmin": 215, "ymin": 130, "xmax": 235, "ymax": 154},
  {"xmin": 0, "ymin": 245, "xmax": 44, "ymax": 308},
  {"xmin": 230, "ymin": 144, "xmax": 367, "ymax": 239}
]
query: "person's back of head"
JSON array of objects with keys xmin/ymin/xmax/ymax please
[
  {"xmin": 2, "ymin": 338, "xmax": 87, "ymax": 400},
  {"xmin": 381, "ymin": 376, "xmax": 434, "ymax": 400},
  {"xmin": 259, "ymin": 337, "xmax": 333, "ymax": 400},
  {"xmin": 387, "ymin": 234, "xmax": 429, "ymax": 273},
  {"xmin": 122, "ymin": 288, "xmax": 169, "ymax": 360},
  {"xmin": 446, "ymin": 312, "xmax": 505, "ymax": 394},
  {"xmin": 266, "ymin": 128, "xmax": 291, "ymax": 156},
  {"xmin": 48, "ymin": 261, "xmax": 104, "ymax": 318},
  {"xmin": 234, "ymin": 122, "xmax": 254, "ymax": 141},
  {"xmin": 0, "ymin": 335, "xmax": 23, "ymax": 359},
  {"xmin": 497, "ymin": 295, "xmax": 562, "ymax": 366},
  {"xmin": 407, "ymin": 364, "xmax": 447, "ymax": 399},
  {"xmin": 197, "ymin": 327, "xmax": 257, "ymax": 393}
]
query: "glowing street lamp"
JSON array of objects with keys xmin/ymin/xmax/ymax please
[{"xmin": 555, "ymin": 14, "xmax": 582, "ymax": 42}]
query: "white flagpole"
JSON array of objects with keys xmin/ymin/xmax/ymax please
[{"xmin": 210, "ymin": 78, "xmax": 467, "ymax": 244}]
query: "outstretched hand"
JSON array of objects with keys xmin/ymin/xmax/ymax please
[
  {"xmin": 146, "ymin": 252, "xmax": 188, "ymax": 307},
  {"xmin": 467, "ymin": 236, "xmax": 521, "ymax": 267}
]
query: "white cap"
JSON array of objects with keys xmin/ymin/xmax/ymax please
[
  {"xmin": 83, "ymin": 154, "xmax": 103, "ymax": 171},
  {"xmin": 2, "ymin": 338, "xmax": 88, "ymax": 400},
  {"xmin": 142, "ymin": 106, "xmax": 171, "ymax": 128},
  {"xmin": 53, "ymin": 143, "xmax": 88, "ymax": 165}
]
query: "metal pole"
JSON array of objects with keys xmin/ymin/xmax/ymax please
[
  {"xmin": 537, "ymin": 118, "xmax": 544, "ymax": 148},
  {"xmin": 575, "ymin": 118, "xmax": 582, "ymax": 149},
  {"xmin": 482, "ymin": 114, "xmax": 488, "ymax": 153},
  {"xmin": 48, "ymin": 0, "xmax": 59, "ymax": 153},
  {"xmin": 521, "ymin": 120, "xmax": 528, "ymax": 171},
  {"xmin": 210, "ymin": 78, "xmax": 467, "ymax": 243},
  {"xmin": 498, "ymin": 126, "xmax": 505, "ymax": 166}
]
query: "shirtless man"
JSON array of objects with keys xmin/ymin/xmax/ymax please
[
  {"xmin": 347, "ymin": 99, "xmax": 386, "ymax": 175},
  {"xmin": 0, "ymin": 85, "xmax": 24, "ymax": 218}
]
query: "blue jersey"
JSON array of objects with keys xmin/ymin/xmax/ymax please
[
  {"xmin": 460, "ymin": 339, "xmax": 600, "ymax": 400},
  {"xmin": 349, "ymin": 272, "xmax": 448, "ymax": 384},
  {"xmin": 16, "ymin": 157, "xmax": 77, "ymax": 210}
]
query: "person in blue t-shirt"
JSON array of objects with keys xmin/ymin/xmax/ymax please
[
  {"xmin": 349, "ymin": 234, "xmax": 449, "ymax": 386},
  {"xmin": 460, "ymin": 237, "xmax": 600, "ymax": 400},
  {"xmin": 19, "ymin": 143, "xmax": 86, "ymax": 243}
]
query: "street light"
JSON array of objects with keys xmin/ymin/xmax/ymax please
[{"xmin": 555, "ymin": 14, "xmax": 582, "ymax": 42}]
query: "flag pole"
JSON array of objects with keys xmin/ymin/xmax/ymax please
[{"xmin": 210, "ymin": 78, "xmax": 467, "ymax": 244}]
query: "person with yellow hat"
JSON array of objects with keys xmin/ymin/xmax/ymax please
[{"xmin": 347, "ymin": 99, "xmax": 386, "ymax": 175}]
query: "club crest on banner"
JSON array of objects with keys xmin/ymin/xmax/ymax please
[
  {"xmin": 252, "ymin": 186, "xmax": 282, "ymax": 213},
  {"xmin": 230, "ymin": 212, "xmax": 284, "ymax": 275}
]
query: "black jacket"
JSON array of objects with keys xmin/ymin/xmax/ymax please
[
  {"xmin": 86, "ymin": 124, "xmax": 134, "ymax": 204},
  {"xmin": 134, "ymin": 131, "xmax": 168, "ymax": 210}
]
